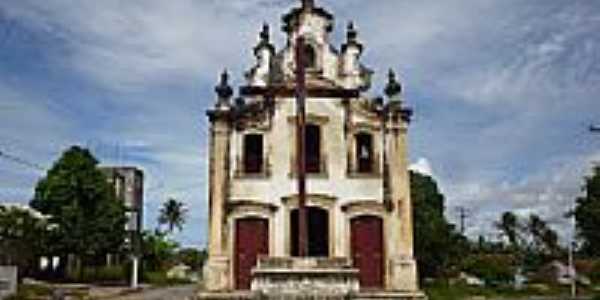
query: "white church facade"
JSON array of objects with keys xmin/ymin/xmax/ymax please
[{"xmin": 203, "ymin": 0, "xmax": 421, "ymax": 297}]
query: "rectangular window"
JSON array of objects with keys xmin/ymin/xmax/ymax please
[
  {"xmin": 305, "ymin": 124, "xmax": 321, "ymax": 173},
  {"xmin": 244, "ymin": 134, "xmax": 264, "ymax": 174},
  {"xmin": 356, "ymin": 133, "xmax": 373, "ymax": 173}
]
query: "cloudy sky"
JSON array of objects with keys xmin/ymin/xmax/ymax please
[{"xmin": 0, "ymin": 0, "xmax": 599, "ymax": 247}]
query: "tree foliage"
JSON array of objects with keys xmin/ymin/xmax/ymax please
[
  {"xmin": 411, "ymin": 171, "xmax": 467, "ymax": 279},
  {"xmin": 141, "ymin": 230, "xmax": 179, "ymax": 272},
  {"xmin": 0, "ymin": 205, "xmax": 51, "ymax": 277},
  {"xmin": 176, "ymin": 248, "xmax": 207, "ymax": 271},
  {"xmin": 493, "ymin": 211, "xmax": 563, "ymax": 272},
  {"xmin": 158, "ymin": 198, "xmax": 187, "ymax": 234},
  {"xmin": 574, "ymin": 166, "xmax": 600, "ymax": 257},
  {"xmin": 495, "ymin": 211, "xmax": 522, "ymax": 249},
  {"xmin": 30, "ymin": 146, "xmax": 126, "ymax": 268}
]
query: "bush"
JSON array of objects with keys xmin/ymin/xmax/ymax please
[
  {"xmin": 94, "ymin": 265, "xmax": 126, "ymax": 283},
  {"xmin": 67, "ymin": 265, "xmax": 126, "ymax": 283},
  {"xmin": 462, "ymin": 254, "xmax": 516, "ymax": 285}
]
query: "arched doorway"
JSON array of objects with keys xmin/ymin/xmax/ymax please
[
  {"xmin": 234, "ymin": 218, "xmax": 269, "ymax": 290},
  {"xmin": 290, "ymin": 207, "xmax": 329, "ymax": 257},
  {"xmin": 351, "ymin": 215, "xmax": 384, "ymax": 289}
]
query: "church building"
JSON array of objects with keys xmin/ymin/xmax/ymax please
[{"xmin": 203, "ymin": 0, "xmax": 421, "ymax": 297}]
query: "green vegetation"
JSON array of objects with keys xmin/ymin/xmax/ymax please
[
  {"xmin": 176, "ymin": 248, "xmax": 208, "ymax": 272},
  {"xmin": 66, "ymin": 265, "xmax": 126, "ymax": 284},
  {"xmin": 424, "ymin": 281, "xmax": 574, "ymax": 300},
  {"xmin": 574, "ymin": 166, "xmax": 600, "ymax": 257},
  {"xmin": 0, "ymin": 205, "xmax": 51, "ymax": 278},
  {"xmin": 158, "ymin": 198, "xmax": 188, "ymax": 234},
  {"xmin": 142, "ymin": 229, "xmax": 180, "ymax": 272},
  {"xmin": 410, "ymin": 168, "xmax": 600, "ymax": 299},
  {"xmin": 5, "ymin": 284, "xmax": 52, "ymax": 300},
  {"xmin": 411, "ymin": 171, "xmax": 467, "ymax": 279},
  {"xmin": 0, "ymin": 145, "xmax": 207, "ymax": 287},
  {"xmin": 31, "ymin": 146, "xmax": 127, "ymax": 278},
  {"xmin": 461, "ymin": 254, "xmax": 515, "ymax": 285}
]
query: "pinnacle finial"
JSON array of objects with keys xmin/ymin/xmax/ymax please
[
  {"xmin": 385, "ymin": 69, "xmax": 402, "ymax": 98},
  {"xmin": 260, "ymin": 22, "xmax": 270, "ymax": 43},
  {"xmin": 215, "ymin": 69, "xmax": 233, "ymax": 100},
  {"xmin": 302, "ymin": 0, "xmax": 315, "ymax": 10},
  {"xmin": 347, "ymin": 21, "xmax": 357, "ymax": 42}
]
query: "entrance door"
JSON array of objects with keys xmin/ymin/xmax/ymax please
[
  {"xmin": 235, "ymin": 218, "xmax": 269, "ymax": 290},
  {"xmin": 290, "ymin": 207, "xmax": 329, "ymax": 257},
  {"xmin": 351, "ymin": 216, "xmax": 384, "ymax": 289}
]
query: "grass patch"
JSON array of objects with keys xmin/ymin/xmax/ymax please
[
  {"xmin": 424, "ymin": 281, "xmax": 575, "ymax": 300},
  {"xmin": 5, "ymin": 284, "xmax": 52, "ymax": 300}
]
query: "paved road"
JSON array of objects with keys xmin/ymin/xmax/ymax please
[{"xmin": 111, "ymin": 285, "xmax": 197, "ymax": 300}]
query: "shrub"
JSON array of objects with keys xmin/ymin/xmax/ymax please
[
  {"xmin": 94, "ymin": 265, "xmax": 126, "ymax": 283},
  {"xmin": 67, "ymin": 265, "xmax": 126, "ymax": 283},
  {"xmin": 462, "ymin": 254, "xmax": 516, "ymax": 285}
]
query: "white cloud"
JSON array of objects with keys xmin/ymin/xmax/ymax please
[
  {"xmin": 410, "ymin": 157, "xmax": 434, "ymax": 177},
  {"xmin": 1, "ymin": 0, "xmax": 599, "ymax": 248}
]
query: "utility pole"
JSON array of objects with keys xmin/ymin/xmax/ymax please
[
  {"xmin": 568, "ymin": 199, "xmax": 576, "ymax": 299},
  {"xmin": 454, "ymin": 206, "xmax": 471, "ymax": 235},
  {"xmin": 295, "ymin": 36, "xmax": 308, "ymax": 257}
]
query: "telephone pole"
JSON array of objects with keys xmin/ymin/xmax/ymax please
[{"xmin": 454, "ymin": 206, "xmax": 471, "ymax": 235}]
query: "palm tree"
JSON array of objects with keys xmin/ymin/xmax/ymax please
[
  {"xmin": 158, "ymin": 198, "xmax": 187, "ymax": 234},
  {"xmin": 495, "ymin": 211, "xmax": 521, "ymax": 249}
]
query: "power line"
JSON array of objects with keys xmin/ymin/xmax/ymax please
[{"xmin": 0, "ymin": 149, "xmax": 45, "ymax": 171}]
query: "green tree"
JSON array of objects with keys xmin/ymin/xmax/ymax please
[
  {"xmin": 574, "ymin": 166, "xmax": 600, "ymax": 257},
  {"xmin": 526, "ymin": 214, "xmax": 561, "ymax": 256},
  {"xmin": 141, "ymin": 230, "xmax": 179, "ymax": 272},
  {"xmin": 411, "ymin": 171, "xmax": 467, "ymax": 279},
  {"xmin": 30, "ymin": 146, "xmax": 126, "ymax": 276},
  {"xmin": 176, "ymin": 248, "xmax": 207, "ymax": 271},
  {"xmin": 158, "ymin": 198, "xmax": 187, "ymax": 234},
  {"xmin": 0, "ymin": 205, "xmax": 52, "ymax": 278},
  {"xmin": 495, "ymin": 211, "xmax": 522, "ymax": 250}
]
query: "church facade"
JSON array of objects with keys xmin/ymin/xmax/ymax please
[{"xmin": 204, "ymin": 0, "xmax": 419, "ymax": 294}]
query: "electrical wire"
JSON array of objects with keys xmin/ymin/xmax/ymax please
[{"xmin": 0, "ymin": 149, "xmax": 45, "ymax": 171}]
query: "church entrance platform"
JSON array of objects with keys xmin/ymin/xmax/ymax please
[{"xmin": 197, "ymin": 257, "xmax": 426, "ymax": 300}]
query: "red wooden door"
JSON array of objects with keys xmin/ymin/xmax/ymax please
[
  {"xmin": 351, "ymin": 216, "xmax": 384, "ymax": 289},
  {"xmin": 235, "ymin": 218, "xmax": 269, "ymax": 290}
]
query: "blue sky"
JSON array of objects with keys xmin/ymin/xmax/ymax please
[{"xmin": 0, "ymin": 0, "xmax": 599, "ymax": 248}]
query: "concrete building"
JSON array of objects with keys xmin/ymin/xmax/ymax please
[
  {"xmin": 101, "ymin": 167, "xmax": 144, "ymax": 234},
  {"xmin": 203, "ymin": 0, "xmax": 421, "ymax": 297}
]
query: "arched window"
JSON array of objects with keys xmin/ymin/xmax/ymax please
[
  {"xmin": 303, "ymin": 44, "xmax": 317, "ymax": 69},
  {"xmin": 243, "ymin": 134, "xmax": 263, "ymax": 174},
  {"xmin": 356, "ymin": 133, "xmax": 373, "ymax": 173},
  {"xmin": 305, "ymin": 124, "xmax": 321, "ymax": 173}
]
